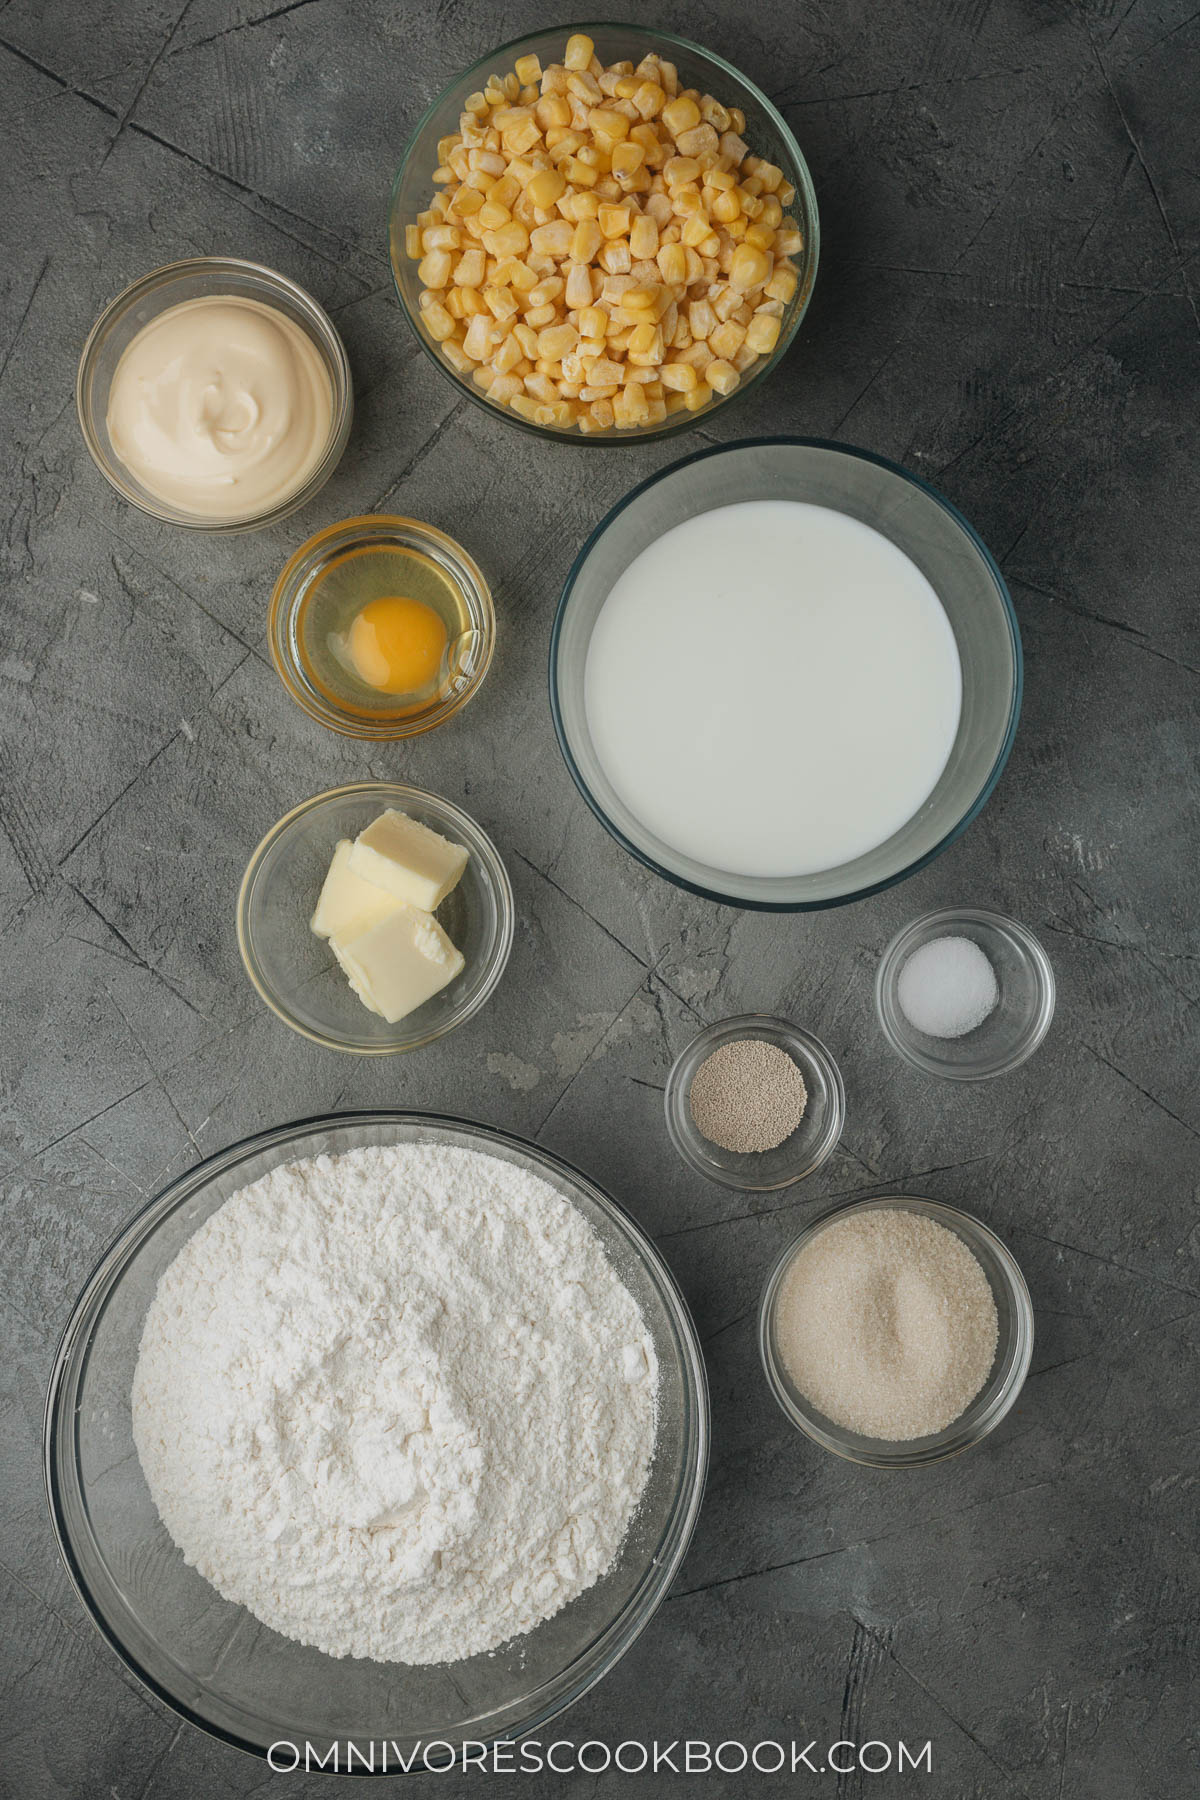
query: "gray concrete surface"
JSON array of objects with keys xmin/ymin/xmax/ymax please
[{"xmin": 2, "ymin": 1, "xmax": 1198, "ymax": 1795}]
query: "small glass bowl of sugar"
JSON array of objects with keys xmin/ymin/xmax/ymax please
[{"xmin": 875, "ymin": 907, "xmax": 1055, "ymax": 1080}]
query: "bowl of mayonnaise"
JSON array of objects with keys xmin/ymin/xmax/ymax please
[{"xmin": 77, "ymin": 256, "xmax": 353, "ymax": 531}]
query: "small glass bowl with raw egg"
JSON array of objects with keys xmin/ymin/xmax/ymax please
[{"xmin": 269, "ymin": 514, "xmax": 496, "ymax": 737}]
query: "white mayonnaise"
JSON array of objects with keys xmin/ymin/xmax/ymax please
[
  {"xmin": 584, "ymin": 500, "xmax": 963, "ymax": 879},
  {"xmin": 105, "ymin": 295, "xmax": 334, "ymax": 519}
]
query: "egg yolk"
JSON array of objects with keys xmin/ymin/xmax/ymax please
[{"xmin": 346, "ymin": 596, "xmax": 448, "ymax": 694}]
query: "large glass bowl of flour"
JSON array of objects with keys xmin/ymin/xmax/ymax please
[
  {"xmin": 550, "ymin": 438, "xmax": 1022, "ymax": 910},
  {"xmin": 45, "ymin": 1113, "xmax": 709, "ymax": 1768}
]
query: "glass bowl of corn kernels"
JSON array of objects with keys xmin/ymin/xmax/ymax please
[{"xmin": 388, "ymin": 25, "xmax": 819, "ymax": 440}]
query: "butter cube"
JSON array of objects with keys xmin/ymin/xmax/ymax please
[
  {"xmin": 311, "ymin": 839, "xmax": 402, "ymax": 941},
  {"xmin": 348, "ymin": 809, "xmax": 469, "ymax": 911},
  {"xmin": 331, "ymin": 903, "xmax": 465, "ymax": 1023}
]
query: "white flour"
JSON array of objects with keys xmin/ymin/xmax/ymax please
[{"xmin": 131, "ymin": 1143, "xmax": 658, "ymax": 1664}]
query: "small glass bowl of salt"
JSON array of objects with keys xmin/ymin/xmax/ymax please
[{"xmin": 875, "ymin": 907, "xmax": 1055, "ymax": 1080}]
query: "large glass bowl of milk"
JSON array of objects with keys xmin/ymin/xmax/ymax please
[{"xmin": 550, "ymin": 440, "xmax": 1021, "ymax": 910}]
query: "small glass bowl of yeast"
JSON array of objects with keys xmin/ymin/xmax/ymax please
[
  {"xmin": 237, "ymin": 782, "xmax": 513, "ymax": 1053},
  {"xmin": 665, "ymin": 1014, "xmax": 845, "ymax": 1191},
  {"xmin": 77, "ymin": 257, "xmax": 352, "ymax": 531},
  {"xmin": 269, "ymin": 515, "xmax": 495, "ymax": 738}
]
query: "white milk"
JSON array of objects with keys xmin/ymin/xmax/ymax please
[{"xmin": 583, "ymin": 500, "xmax": 962, "ymax": 879}]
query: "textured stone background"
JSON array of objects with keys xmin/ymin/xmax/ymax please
[{"xmin": 2, "ymin": 1, "xmax": 1198, "ymax": 1795}]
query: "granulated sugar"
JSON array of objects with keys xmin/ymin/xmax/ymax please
[{"xmin": 774, "ymin": 1209, "xmax": 998, "ymax": 1439}]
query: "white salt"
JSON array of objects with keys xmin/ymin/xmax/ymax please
[
  {"xmin": 775, "ymin": 1209, "xmax": 999, "ymax": 1440},
  {"xmin": 897, "ymin": 934, "xmax": 998, "ymax": 1038}
]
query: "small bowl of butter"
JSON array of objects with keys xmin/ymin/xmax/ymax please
[
  {"xmin": 77, "ymin": 256, "xmax": 353, "ymax": 531},
  {"xmin": 269, "ymin": 514, "xmax": 495, "ymax": 738},
  {"xmin": 237, "ymin": 782, "xmax": 514, "ymax": 1053}
]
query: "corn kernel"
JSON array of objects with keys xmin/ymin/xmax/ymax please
[
  {"xmin": 482, "ymin": 220, "xmax": 531, "ymax": 259},
  {"xmin": 420, "ymin": 299, "xmax": 455, "ymax": 341},
  {"xmin": 449, "ymin": 185, "xmax": 485, "ymax": 217},
  {"xmin": 598, "ymin": 238, "xmax": 632, "ymax": 274},
  {"xmin": 632, "ymin": 80, "xmax": 665, "ymax": 119},
  {"xmin": 418, "ymin": 249, "xmax": 453, "ymax": 288},
  {"xmin": 586, "ymin": 357, "xmax": 624, "ymax": 387},
  {"xmin": 611, "ymin": 140, "xmax": 646, "ymax": 176},
  {"xmin": 597, "ymin": 203, "xmax": 631, "ymax": 238},
  {"xmin": 703, "ymin": 357, "xmax": 737, "ymax": 395},
  {"xmin": 661, "ymin": 95, "xmax": 700, "ymax": 136},
  {"xmin": 629, "ymin": 214, "xmax": 659, "ymax": 259},
  {"xmin": 708, "ymin": 318, "xmax": 746, "ymax": 360},
  {"xmin": 530, "ymin": 219, "xmax": 574, "ymax": 257},
  {"xmin": 564, "ymin": 33, "xmax": 594, "ymax": 71},
  {"xmin": 571, "ymin": 217, "xmax": 604, "ymax": 262},
  {"xmin": 462, "ymin": 313, "xmax": 496, "ymax": 360},
  {"xmin": 590, "ymin": 106, "xmax": 630, "ymax": 141},
  {"xmin": 525, "ymin": 167, "xmax": 566, "ymax": 210},
  {"xmin": 656, "ymin": 242, "xmax": 687, "ymax": 284},
  {"xmin": 765, "ymin": 265, "xmax": 797, "ymax": 304},
  {"xmin": 684, "ymin": 379, "xmax": 713, "ymax": 411},
  {"xmin": 538, "ymin": 322, "xmax": 579, "ymax": 360},
  {"xmin": 660, "ymin": 359, "xmax": 698, "ymax": 391},
  {"xmin": 664, "ymin": 155, "xmax": 701, "ymax": 188},
  {"xmin": 729, "ymin": 242, "xmax": 770, "ymax": 290},
  {"xmin": 514, "ymin": 53, "xmax": 542, "ymax": 85},
  {"xmin": 537, "ymin": 93, "xmax": 572, "ymax": 129},
  {"xmin": 492, "ymin": 332, "xmax": 524, "ymax": 373},
  {"xmin": 745, "ymin": 311, "xmax": 781, "ymax": 355},
  {"xmin": 564, "ymin": 261, "xmax": 594, "ymax": 308}
]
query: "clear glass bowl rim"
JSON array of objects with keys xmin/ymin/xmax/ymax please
[
  {"xmin": 76, "ymin": 255, "xmax": 354, "ymax": 532},
  {"xmin": 235, "ymin": 781, "xmax": 515, "ymax": 1053},
  {"xmin": 758, "ymin": 1194, "xmax": 1035, "ymax": 1468},
  {"xmin": 664, "ymin": 1012, "xmax": 846, "ymax": 1191},
  {"xmin": 267, "ymin": 514, "xmax": 497, "ymax": 738},
  {"xmin": 387, "ymin": 21, "xmax": 820, "ymax": 444},
  {"xmin": 874, "ymin": 906, "xmax": 1057, "ymax": 1081},
  {"xmin": 43, "ymin": 1109, "xmax": 711, "ymax": 1766},
  {"xmin": 549, "ymin": 435, "xmax": 1023, "ymax": 910}
]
